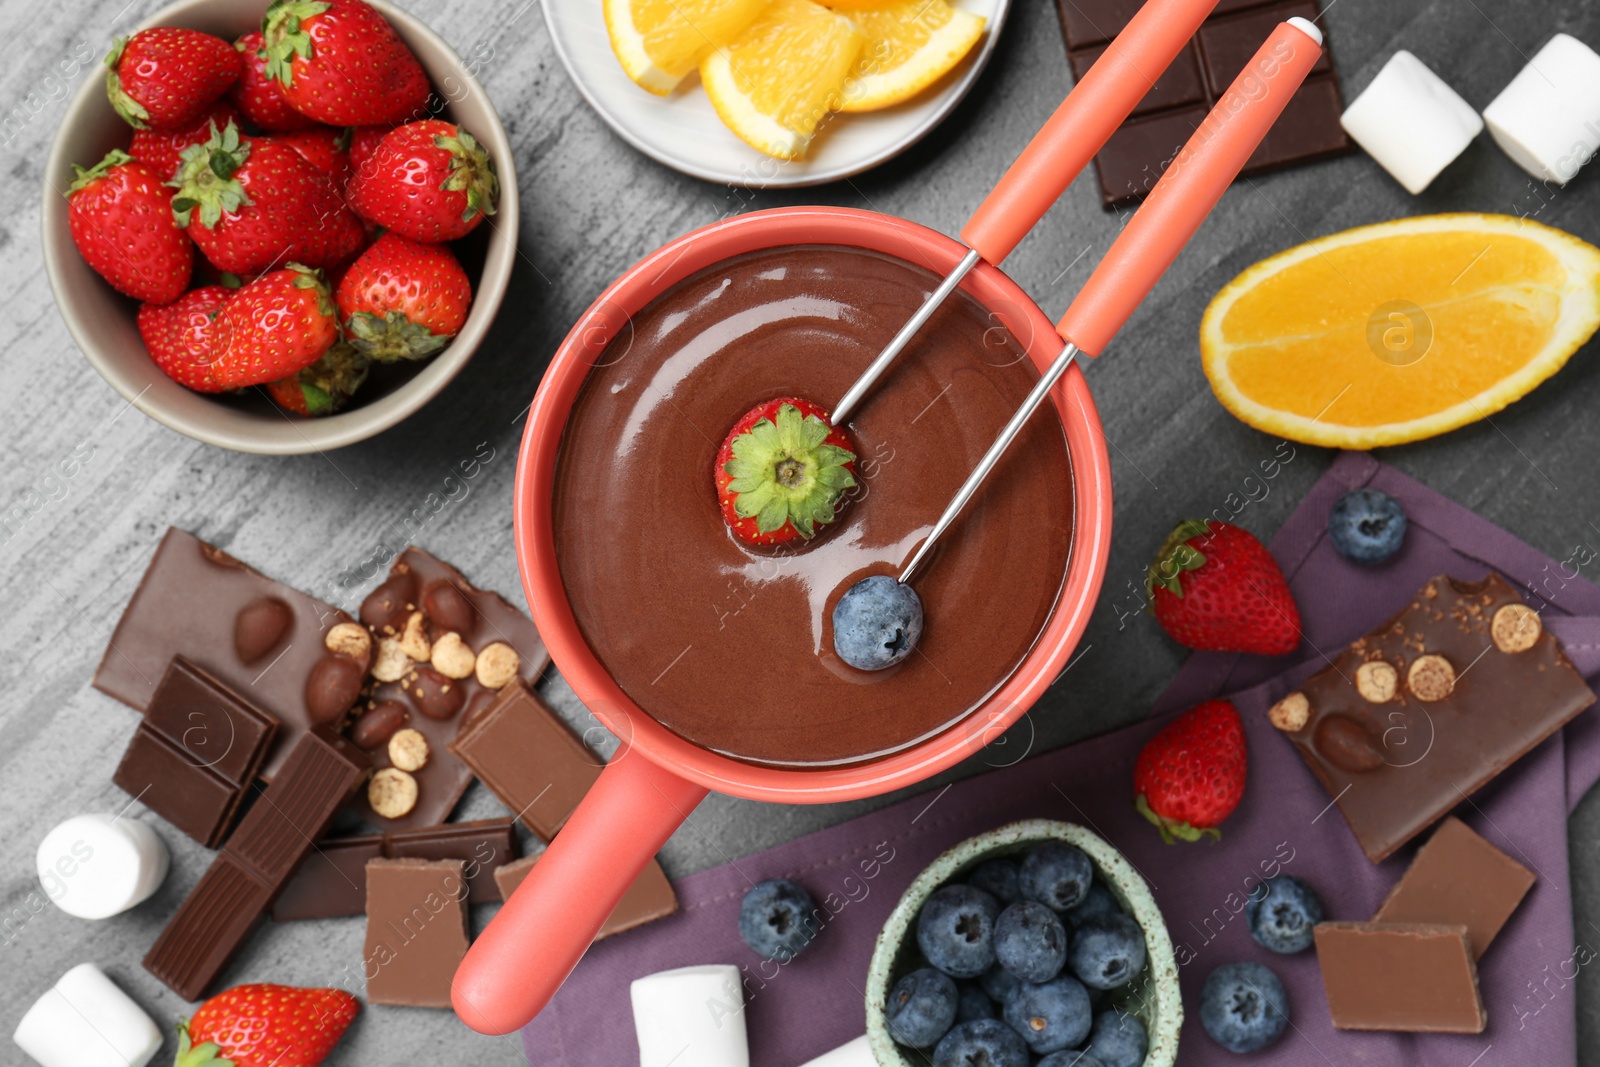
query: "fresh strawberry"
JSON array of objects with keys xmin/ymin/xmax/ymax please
[
  {"xmin": 715, "ymin": 398, "xmax": 856, "ymax": 546},
  {"xmin": 66, "ymin": 149, "xmax": 191, "ymax": 304},
  {"xmin": 335, "ymin": 234, "xmax": 471, "ymax": 361},
  {"xmin": 347, "ymin": 120, "xmax": 498, "ymax": 243},
  {"xmin": 129, "ymin": 101, "xmax": 239, "ymax": 182},
  {"xmin": 104, "ymin": 28, "xmax": 240, "ymax": 130},
  {"xmin": 1146, "ymin": 519, "xmax": 1301, "ymax": 655},
  {"xmin": 227, "ymin": 31, "xmax": 318, "ymax": 131},
  {"xmin": 272, "ymin": 125, "xmax": 352, "ymax": 186},
  {"xmin": 207, "ymin": 265, "xmax": 340, "ymax": 389},
  {"xmin": 1134, "ymin": 699, "xmax": 1247, "ymax": 843},
  {"xmin": 346, "ymin": 123, "xmax": 389, "ymax": 187},
  {"xmin": 267, "ymin": 341, "xmax": 369, "ymax": 415},
  {"xmin": 169, "ymin": 120, "xmax": 365, "ymax": 275},
  {"xmin": 261, "ymin": 0, "xmax": 430, "ymax": 126},
  {"xmin": 137, "ymin": 285, "xmax": 233, "ymax": 391},
  {"xmin": 179, "ymin": 982, "xmax": 357, "ymax": 1067}
]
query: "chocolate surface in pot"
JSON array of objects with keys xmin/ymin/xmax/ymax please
[{"xmin": 553, "ymin": 246, "xmax": 1074, "ymax": 766}]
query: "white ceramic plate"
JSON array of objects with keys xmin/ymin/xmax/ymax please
[{"xmin": 542, "ymin": 0, "xmax": 1010, "ymax": 187}]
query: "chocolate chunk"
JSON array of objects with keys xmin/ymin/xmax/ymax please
[
  {"xmin": 1313, "ymin": 922, "xmax": 1486, "ymax": 1033},
  {"xmin": 492, "ymin": 852, "xmax": 677, "ymax": 938},
  {"xmin": 424, "ymin": 581, "xmax": 476, "ymax": 636},
  {"xmin": 1372, "ymin": 817, "xmax": 1534, "ymax": 960},
  {"xmin": 143, "ymin": 730, "xmax": 367, "ymax": 1000},
  {"xmin": 1281, "ymin": 572, "xmax": 1595, "ymax": 862},
  {"xmin": 364, "ymin": 858, "xmax": 470, "ymax": 1008},
  {"xmin": 304, "ymin": 654, "xmax": 364, "ymax": 725},
  {"xmin": 361, "ymin": 573, "xmax": 417, "ymax": 634},
  {"xmin": 234, "ymin": 597, "xmax": 291, "ymax": 664},
  {"xmin": 1312, "ymin": 715, "xmax": 1384, "ymax": 773},
  {"xmin": 112, "ymin": 658, "xmax": 278, "ymax": 848},
  {"xmin": 350, "ymin": 548, "xmax": 551, "ymax": 832},
  {"xmin": 409, "ymin": 666, "xmax": 465, "ymax": 721},
  {"xmin": 94, "ymin": 529, "xmax": 359, "ymax": 781},
  {"xmin": 351, "ymin": 701, "xmax": 409, "ymax": 749}
]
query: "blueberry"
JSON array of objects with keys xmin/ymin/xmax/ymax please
[
  {"xmin": 1329, "ymin": 488, "xmax": 1407, "ymax": 564},
  {"xmin": 1064, "ymin": 882, "xmax": 1121, "ymax": 929},
  {"xmin": 1002, "ymin": 976, "xmax": 1093, "ymax": 1053},
  {"xmin": 1067, "ymin": 914, "xmax": 1147, "ymax": 990},
  {"xmin": 1201, "ymin": 962, "xmax": 1290, "ymax": 1053},
  {"xmin": 885, "ymin": 967, "xmax": 959, "ymax": 1048},
  {"xmin": 978, "ymin": 963, "xmax": 1021, "ymax": 1004},
  {"xmin": 1083, "ymin": 1010, "xmax": 1148, "ymax": 1067},
  {"xmin": 1019, "ymin": 842, "xmax": 1094, "ymax": 912},
  {"xmin": 968, "ymin": 858, "xmax": 1022, "ymax": 905},
  {"xmin": 1037, "ymin": 1053, "xmax": 1108, "ymax": 1067},
  {"xmin": 738, "ymin": 879, "xmax": 817, "ymax": 960},
  {"xmin": 932, "ymin": 1018, "xmax": 1029, "ymax": 1067},
  {"xmin": 993, "ymin": 901, "xmax": 1067, "ymax": 982},
  {"xmin": 1245, "ymin": 874, "xmax": 1325, "ymax": 955},
  {"xmin": 955, "ymin": 982, "xmax": 996, "ymax": 1023},
  {"xmin": 832, "ymin": 574, "xmax": 924, "ymax": 670},
  {"xmin": 917, "ymin": 884, "xmax": 1001, "ymax": 978}
]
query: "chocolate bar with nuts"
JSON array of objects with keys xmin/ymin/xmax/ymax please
[
  {"xmin": 348, "ymin": 548, "xmax": 552, "ymax": 831},
  {"xmin": 1270, "ymin": 573, "xmax": 1594, "ymax": 863},
  {"xmin": 95, "ymin": 528, "xmax": 369, "ymax": 780}
]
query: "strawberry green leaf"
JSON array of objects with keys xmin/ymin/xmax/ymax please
[
  {"xmin": 1144, "ymin": 518, "xmax": 1212, "ymax": 601},
  {"xmin": 434, "ymin": 128, "xmax": 498, "ymax": 222},
  {"xmin": 346, "ymin": 310, "xmax": 451, "ymax": 362},
  {"xmin": 1135, "ymin": 793, "xmax": 1221, "ymax": 844},
  {"xmin": 724, "ymin": 403, "xmax": 856, "ymax": 538},
  {"xmin": 169, "ymin": 121, "xmax": 252, "ymax": 229},
  {"xmin": 103, "ymin": 38, "xmax": 151, "ymax": 128},
  {"xmin": 261, "ymin": 0, "xmax": 331, "ymax": 87},
  {"xmin": 174, "ymin": 1020, "xmax": 237, "ymax": 1067},
  {"xmin": 66, "ymin": 148, "xmax": 133, "ymax": 196}
]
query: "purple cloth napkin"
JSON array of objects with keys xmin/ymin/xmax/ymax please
[{"xmin": 522, "ymin": 451, "xmax": 1600, "ymax": 1066}]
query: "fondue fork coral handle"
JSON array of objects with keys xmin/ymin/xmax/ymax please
[
  {"xmin": 901, "ymin": 18, "xmax": 1324, "ymax": 584},
  {"xmin": 450, "ymin": 21, "xmax": 1324, "ymax": 1038},
  {"xmin": 831, "ymin": 0, "xmax": 1223, "ymax": 425}
]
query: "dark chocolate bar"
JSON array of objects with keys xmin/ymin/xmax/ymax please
[
  {"xmin": 271, "ymin": 818, "xmax": 519, "ymax": 921},
  {"xmin": 1270, "ymin": 573, "xmax": 1595, "ymax": 862},
  {"xmin": 113, "ymin": 657, "xmax": 278, "ymax": 848},
  {"xmin": 95, "ymin": 529, "xmax": 366, "ymax": 780},
  {"xmin": 1058, "ymin": 0, "xmax": 1352, "ymax": 206},
  {"xmin": 143, "ymin": 730, "xmax": 368, "ymax": 1000},
  {"xmin": 348, "ymin": 548, "xmax": 552, "ymax": 831},
  {"xmin": 363, "ymin": 858, "xmax": 470, "ymax": 1008}
]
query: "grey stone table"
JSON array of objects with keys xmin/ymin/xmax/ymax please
[{"xmin": 5, "ymin": 0, "xmax": 1600, "ymax": 1062}]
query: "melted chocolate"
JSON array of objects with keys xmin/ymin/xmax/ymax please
[{"xmin": 552, "ymin": 246, "xmax": 1074, "ymax": 766}]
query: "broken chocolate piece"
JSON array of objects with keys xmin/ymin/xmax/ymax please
[
  {"xmin": 1373, "ymin": 817, "xmax": 1534, "ymax": 960},
  {"xmin": 493, "ymin": 852, "xmax": 678, "ymax": 938},
  {"xmin": 1279, "ymin": 573, "xmax": 1593, "ymax": 862},
  {"xmin": 364, "ymin": 858, "xmax": 470, "ymax": 1008},
  {"xmin": 1314, "ymin": 922, "xmax": 1486, "ymax": 1033}
]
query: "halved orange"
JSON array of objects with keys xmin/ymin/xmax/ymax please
[
  {"xmin": 1201, "ymin": 214, "xmax": 1600, "ymax": 448},
  {"xmin": 840, "ymin": 0, "xmax": 986, "ymax": 112}
]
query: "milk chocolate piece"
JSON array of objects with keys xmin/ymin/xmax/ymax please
[
  {"xmin": 1314, "ymin": 922, "xmax": 1486, "ymax": 1032},
  {"xmin": 95, "ymin": 528, "xmax": 360, "ymax": 780},
  {"xmin": 1058, "ymin": 0, "xmax": 1352, "ymax": 206},
  {"xmin": 351, "ymin": 548, "xmax": 551, "ymax": 832},
  {"xmin": 271, "ymin": 818, "xmax": 519, "ymax": 921},
  {"xmin": 1373, "ymin": 817, "xmax": 1534, "ymax": 959},
  {"xmin": 113, "ymin": 658, "xmax": 278, "ymax": 847},
  {"xmin": 448, "ymin": 680, "xmax": 601, "ymax": 839},
  {"xmin": 144, "ymin": 730, "xmax": 367, "ymax": 999},
  {"xmin": 364, "ymin": 858, "xmax": 470, "ymax": 1008},
  {"xmin": 1278, "ymin": 573, "xmax": 1594, "ymax": 862},
  {"xmin": 493, "ymin": 853, "xmax": 678, "ymax": 938}
]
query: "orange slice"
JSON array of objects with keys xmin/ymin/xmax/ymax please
[
  {"xmin": 840, "ymin": 0, "xmax": 985, "ymax": 112},
  {"xmin": 605, "ymin": 0, "xmax": 771, "ymax": 94},
  {"xmin": 1200, "ymin": 214, "xmax": 1600, "ymax": 448}
]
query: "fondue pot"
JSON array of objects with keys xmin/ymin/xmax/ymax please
[{"xmin": 455, "ymin": 7, "xmax": 1323, "ymax": 1034}]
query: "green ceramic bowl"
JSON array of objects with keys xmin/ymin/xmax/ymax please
[{"xmin": 865, "ymin": 819, "xmax": 1181, "ymax": 1066}]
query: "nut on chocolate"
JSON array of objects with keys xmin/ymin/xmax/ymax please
[
  {"xmin": 1269, "ymin": 691, "xmax": 1309, "ymax": 732},
  {"xmin": 1491, "ymin": 602, "xmax": 1541, "ymax": 652},
  {"xmin": 400, "ymin": 611, "xmax": 431, "ymax": 661},
  {"xmin": 325, "ymin": 621, "xmax": 372, "ymax": 661},
  {"xmin": 388, "ymin": 728, "xmax": 430, "ymax": 771},
  {"xmin": 369, "ymin": 767, "xmax": 419, "ymax": 819},
  {"xmin": 430, "ymin": 632, "xmax": 476, "ymax": 679},
  {"xmin": 371, "ymin": 637, "xmax": 409, "ymax": 682},
  {"xmin": 1406, "ymin": 654, "xmax": 1455, "ymax": 702},
  {"xmin": 1355, "ymin": 660, "xmax": 1397, "ymax": 703},
  {"xmin": 475, "ymin": 641, "xmax": 520, "ymax": 689}
]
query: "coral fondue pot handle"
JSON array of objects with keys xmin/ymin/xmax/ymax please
[
  {"xmin": 452, "ymin": 748, "xmax": 709, "ymax": 1034},
  {"xmin": 1059, "ymin": 19, "xmax": 1324, "ymax": 355},
  {"xmin": 960, "ymin": 0, "xmax": 1222, "ymax": 265}
]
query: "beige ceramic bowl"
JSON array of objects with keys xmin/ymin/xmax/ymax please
[
  {"xmin": 866, "ymin": 819, "xmax": 1182, "ymax": 1066},
  {"xmin": 41, "ymin": 0, "xmax": 519, "ymax": 453}
]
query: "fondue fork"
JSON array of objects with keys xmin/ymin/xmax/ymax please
[
  {"xmin": 901, "ymin": 19, "xmax": 1325, "ymax": 586},
  {"xmin": 830, "ymin": 0, "xmax": 1226, "ymax": 426}
]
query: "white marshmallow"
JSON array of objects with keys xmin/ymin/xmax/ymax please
[
  {"xmin": 631, "ymin": 964, "xmax": 749, "ymax": 1067},
  {"xmin": 36, "ymin": 814, "xmax": 168, "ymax": 920},
  {"xmin": 1339, "ymin": 51, "xmax": 1483, "ymax": 194},
  {"xmin": 798, "ymin": 1034, "xmax": 875, "ymax": 1067},
  {"xmin": 13, "ymin": 963, "xmax": 163, "ymax": 1067},
  {"xmin": 1484, "ymin": 33, "xmax": 1600, "ymax": 184}
]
